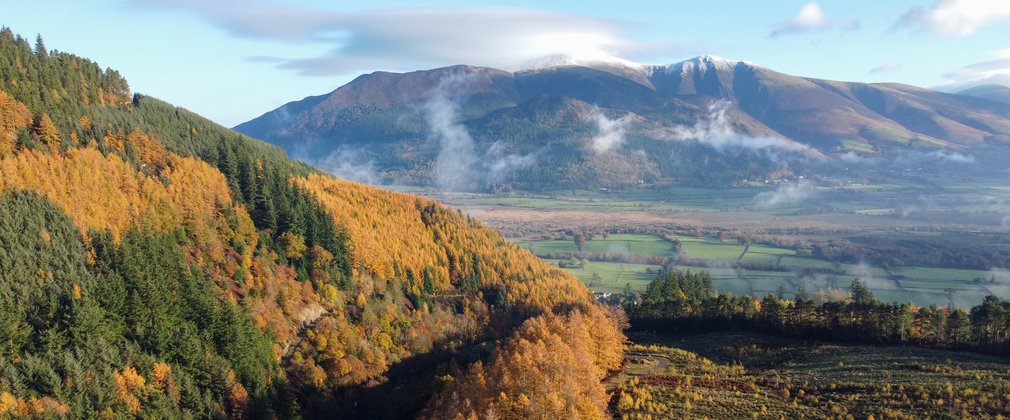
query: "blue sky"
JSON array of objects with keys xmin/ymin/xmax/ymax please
[{"xmin": 6, "ymin": 0, "xmax": 1010, "ymax": 126}]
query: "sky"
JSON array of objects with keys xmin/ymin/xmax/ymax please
[{"xmin": 6, "ymin": 0, "xmax": 1010, "ymax": 126}]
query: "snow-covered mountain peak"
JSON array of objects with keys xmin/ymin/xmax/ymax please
[
  {"xmin": 508, "ymin": 53, "xmax": 647, "ymax": 73},
  {"xmin": 654, "ymin": 55, "xmax": 761, "ymax": 76}
]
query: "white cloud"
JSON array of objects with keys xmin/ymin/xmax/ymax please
[
  {"xmin": 791, "ymin": 3, "xmax": 827, "ymax": 27},
  {"xmin": 425, "ymin": 75, "xmax": 480, "ymax": 191},
  {"xmin": 769, "ymin": 2, "xmax": 859, "ymax": 38},
  {"xmin": 837, "ymin": 151, "xmax": 882, "ymax": 165},
  {"xmin": 894, "ymin": 150, "xmax": 976, "ymax": 165},
  {"xmin": 942, "ymin": 57, "xmax": 1010, "ymax": 88},
  {"xmin": 315, "ymin": 146, "xmax": 380, "ymax": 185},
  {"xmin": 836, "ymin": 150, "xmax": 975, "ymax": 167},
  {"xmin": 130, "ymin": 0, "xmax": 644, "ymax": 76},
  {"xmin": 926, "ymin": 150, "xmax": 975, "ymax": 163},
  {"xmin": 588, "ymin": 107, "xmax": 634, "ymax": 153},
  {"xmin": 939, "ymin": 47, "xmax": 1010, "ymax": 88},
  {"xmin": 894, "ymin": 0, "xmax": 1010, "ymax": 36},
  {"xmin": 869, "ymin": 61, "xmax": 901, "ymax": 75},
  {"xmin": 754, "ymin": 181, "xmax": 817, "ymax": 209},
  {"xmin": 423, "ymin": 75, "xmax": 534, "ymax": 191},
  {"xmin": 485, "ymin": 141, "xmax": 536, "ymax": 184},
  {"xmin": 671, "ymin": 101, "xmax": 813, "ymax": 154}
]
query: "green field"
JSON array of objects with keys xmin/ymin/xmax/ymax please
[
  {"xmin": 519, "ymin": 233, "xmax": 999, "ymax": 307},
  {"xmin": 611, "ymin": 331, "xmax": 1010, "ymax": 419},
  {"xmin": 542, "ymin": 258, "xmax": 659, "ymax": 293}
]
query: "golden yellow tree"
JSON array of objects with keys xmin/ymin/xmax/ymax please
[
  {"xmin": 424, "ymin": 308, "xmax": 625, "ymax": 420},
  {"xmin": 33, "ymin": 113, "xmax": 60, "ymax": 154},
  {"xmin": 126, "ymin": 128, "xmax": 167, "ymax": 169},
  {"xmin": 0, "ymin": 90, "xmax": 31, "ymax": 155}
]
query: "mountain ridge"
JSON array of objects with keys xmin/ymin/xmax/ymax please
[
  {"xmin": 236, "ymin": 56, "xmax": 1010, "ymax": 189},
  {"xmin": 959, "ymin": 84, "xmax": 1010, "ymax": 106}
]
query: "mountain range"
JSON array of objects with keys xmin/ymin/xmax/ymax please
[{"xmin": 236, "ymin": 56, "xmax": 1010, "ymax": 189}]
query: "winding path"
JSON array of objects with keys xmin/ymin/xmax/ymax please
[{"xmin": 280, "ymin": 312, "xmax": 332, "ymax": 365}]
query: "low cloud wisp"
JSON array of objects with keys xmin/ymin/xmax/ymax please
[
  {"xmin": 895, "ymin": 150, "xmax": 976, "ymax": 166},
  {"xmin": 424, "ymin": 75, "xmax": 534, "ymax": 191},
  {"xmin": 672, "ymin": 101, "xmax": 812, "ymax": 155},
  {"xmin": 425, "ymin": 76, "xmax": 480, "ymax": 191},
  {"xmin": 754, "ymin": 180, "xmax": 817, "ymax": 209},
  {"xmin": 588, "ymin": 107, "xmax": 634, "ymax": 153},
  {"xmin": 316, "ymin": 146, "xmax": 381, "ymax": 185}
]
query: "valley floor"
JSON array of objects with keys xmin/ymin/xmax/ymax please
[{"xmin": 392, "ymin": 185, "xmax": 1010, "ymax": 309}]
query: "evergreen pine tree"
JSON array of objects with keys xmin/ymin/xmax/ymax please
[{"xmin": 34, "ymin": 34, "xmax": 47, "ymax": 59}]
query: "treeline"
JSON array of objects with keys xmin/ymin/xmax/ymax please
[
  {"xmin": 0, "ymin": 30, "xmax": 129, "ymax": 123},
  {"xmin": 631, "ymin": 270, "xmax": 1010, "ymax": 356}
]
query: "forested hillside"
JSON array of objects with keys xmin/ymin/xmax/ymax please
[{"xmin": 0, "ymin": 28, "xmax": 624, "ymax": 418}]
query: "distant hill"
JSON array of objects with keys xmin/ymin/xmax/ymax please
[
  {"xmin": 236, "ymin": 56, "xmax": 1010, "ymax": 190},
  {"xmin": 959, "ymin": 84, "xmax": 1010, "ymax": 106}
]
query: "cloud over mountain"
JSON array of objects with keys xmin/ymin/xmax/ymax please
[
  {"xmin": 131, "ymin": 0, "xmax": 643, "ymax": 76},
  {"xmin": 943, "ymin": 57, "xmax": 1010, "ymax": 89}
]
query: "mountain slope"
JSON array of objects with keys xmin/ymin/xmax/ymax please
[
  {"xmin": 236, "ymin": 56, "xmax": 1010, "ymax": 189},
  {"xmin": 959, "ymin": 84, "xmax": 1010, "ymax": 106},
  {"xmin": 0, "ymin": 28, "xmax": 623, "ymax": 418}
]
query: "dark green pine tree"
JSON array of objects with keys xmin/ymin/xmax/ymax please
[
  {"xmin": 216, "ymin": 138, "xmax": 241, "ymax": 196},
  {"xmin": 34, "ymin": 34, "xmax": 47, "ymax": 59},
  {"xmin": 849, "ymin": 278, "xmax": 877, "ymax": 307},
  {"xmin": 0, "ymin": 190, "xmax": 95, "ymax": 355}
]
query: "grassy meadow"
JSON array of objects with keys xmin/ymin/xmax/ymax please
[{"xmin": 518, "ymin": 233, "xmax": 997, "ymax": 307}]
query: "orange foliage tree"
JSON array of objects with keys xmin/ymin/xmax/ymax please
[
  {"xmin": 425, "ymin": 306, "xmax": 626, "ymax": 419},
  {"xmin": 0, "ymin": 90, "xmax": 30, "ymax": 155},
  {"xmin": 296, "ymin": 174, "xmax": 594, "ymax": 313},
  {"xmin": 33, "ymin": 113, "xmax": 60, "ymax": 153}
]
